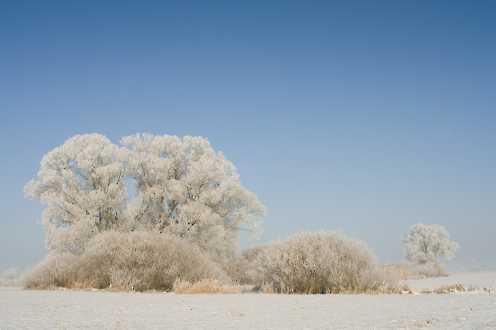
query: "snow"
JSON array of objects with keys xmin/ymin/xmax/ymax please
[
  {"xmin": 405, "ymin": 271, "xmax": 496, "ymax": 292},
  {"xmin": 1, "ymin": 272, "xmax": 495, "ymax": 330}
]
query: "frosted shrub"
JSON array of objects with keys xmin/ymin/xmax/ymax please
[
  {"xmin": 80, "ymin": 231, "xmax": 228, "ymax": 291},
  {"xmin": 227, "ymin": 246, "xmax": 267, "ymax": 285},
  {"xmin": 24, "ymin": 254, "xmax": 79, "ymax": 289},
  {"xmin": 245, "ymin": 232, "xmax": 393, "ymax": 294},
  {"xmin": 25, "ymin": 232, "xmax": 228, "ymax": 291}
]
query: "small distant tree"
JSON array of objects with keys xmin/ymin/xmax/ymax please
[{"xmin": 403, "ymin": 223, "xmax": 458, "ymax": 274}]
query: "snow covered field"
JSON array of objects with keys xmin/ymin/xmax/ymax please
[
  {"xmin": 1, "ymin": 272, "xmax": 495, "ymax": 330},
  {"xmin": 405, "ymin": 271, "xmax": 496, "ymax": 292}
]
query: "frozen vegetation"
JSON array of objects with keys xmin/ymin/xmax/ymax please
[
  {"xmin": 6, "ymin": 133, "xmax": 491, "ymax": 329},
  {"xmin": 24, "ymin": 133, "xmax": 265, "ymax": 260},
  {"xmin": 23, "ymin": 134, "xmax": 404, "ymax": 293},
  {"xmin": 403, "ymin": 223, "xmax": 459, "ymax": 277}
]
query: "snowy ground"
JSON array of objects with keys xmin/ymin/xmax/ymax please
[
  {"xmin": 405, "ymin": 271, "xmax": 496, "ymax": 292},
  {"xmin": 1, "ymin": 272, "xmax": 495, "ymax": 330}
]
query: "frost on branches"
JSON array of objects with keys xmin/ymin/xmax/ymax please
[
  {"xmin": 25, "ymin": 133, "xmax": 266, "ymax": 259},
  {"xmin": 403, "ymin": 223, "xmax": 459, "ymax": 272}
]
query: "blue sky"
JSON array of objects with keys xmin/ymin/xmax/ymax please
[{"xmin": 1, "ymin": 1, "xmax": 495, "ymax": 270}]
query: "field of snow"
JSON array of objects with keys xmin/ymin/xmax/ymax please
[
  {"xmin": 405, "ymin": 271, "xmax": 496, "ymax": 292},
  {"xmin": 1, "ymin": 271, "xmax": 495, "ymax": 330}
]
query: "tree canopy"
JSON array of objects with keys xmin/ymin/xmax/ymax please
[{"xmin": 25, "ymin": 133, "xmax": 266, "ymax": 259}]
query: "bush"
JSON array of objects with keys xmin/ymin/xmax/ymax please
[
  {"xmin": 25, "ymin": 230, "xmax": 402, "ymax": 294},
  {"xmin": 24, "ymin": 254, "xmax": 80, "ymax": 289},
  {"xmin": 224, "ymin": 246, "xmax": 265, "ymax": 285},
  {"xmin": 24, "ymin": 231, "xmax": 228, "ymax": 291},
  {"xmin": 242, "ymin": 232, "xmax": 398, "ymax": 294}
]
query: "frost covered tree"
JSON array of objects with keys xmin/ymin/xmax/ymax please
[
  {"xmin": 25, "ymin": 133, "xmax": 265, "ymax": 259},
  {"xmin": 403, "ymin": 223, "xmax": 458, "ymax": 270},
  {"xmin": 120, "ymin": 133, "xmax": 266, "ymax": 259},
  {"xmin": 24, "ymin": 134, "xmax": 126, "ymax": 254}
]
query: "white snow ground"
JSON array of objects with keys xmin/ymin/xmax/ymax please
[
  {"xmin": 1, "ymin": 271, "xmax": 495, "ymax": 330},
  {"xmin": 405, "ymin": 271, "xmax": 496, "ymax": 292}
]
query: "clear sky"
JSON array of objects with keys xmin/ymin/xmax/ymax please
[{"xmin": 1, "ymin": 1, "xmax": 495, "ymax": 270}]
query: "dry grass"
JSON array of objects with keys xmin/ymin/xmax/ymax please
[{"xmin": 173, "ymin": 279, "xmax": 243, "ymax": 294}]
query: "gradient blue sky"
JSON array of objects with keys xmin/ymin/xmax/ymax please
[{"xmin": 1, "ymin": 1, "xmax": 495, "ymax": 270}]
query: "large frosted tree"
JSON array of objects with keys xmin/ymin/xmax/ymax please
[
  {"xmin": 25, "ymin": 134, "xmax": 126, "ymax": 254},
  {"xmin": 25, "ymin": 133, "xmax": 265, "ymax": 258},
  {"xmin": 121, "ymin": 133, "xmax": 265, "ymax": 258}
]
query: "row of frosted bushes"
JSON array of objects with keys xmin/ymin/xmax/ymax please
[{"xmin": 25, "ymin": 231, "xmax": 402, "ymax": 294}]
